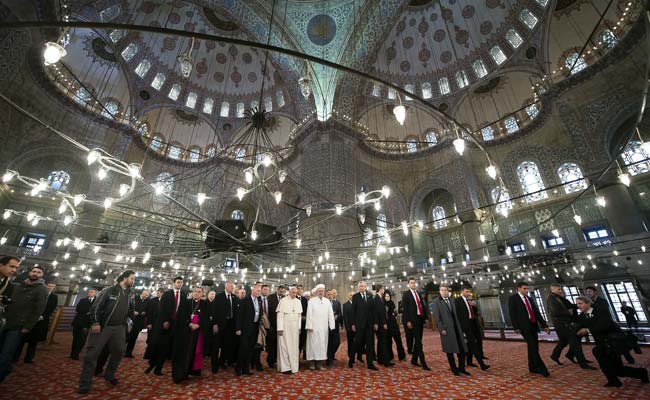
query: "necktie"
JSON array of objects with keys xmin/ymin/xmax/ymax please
[
  {"xmin": 523, "ymin": 296, "xmax": 536, "ymax": 323},
  {"xmin": 263, "ymin": 298, "xmax": 268, "ymax": 315},
  {"xmin": 414, "ymin": 291, "xmax": 423, "ymax": 316},
  {"xmin": 466, "ymin": 298, "xmax": 475, "ymax": 319},
  {"xmin": 173, "ymin": 290, "xmax": 179, "ymax": 319},
  {"xmin": 444, "ymin": 298, "xmax": 452, "ymax": 314},
  {"xmin": 228, "ymin": 294, "xmax": 233, "ymax": 319},
  {"xmin": 362, "ymin": 293, "xmax": 366, "ymax": 302}
]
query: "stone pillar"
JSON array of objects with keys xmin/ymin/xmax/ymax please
[
  {"xmin": 598, "ymin": 170, "xmax": 646, "ymax": 235},
  {"xmin": 459, "ymin": 208, "xmax": 483, "ymax": 262}
]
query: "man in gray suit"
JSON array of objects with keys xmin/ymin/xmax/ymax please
[{"xmin": 431, "ymin": 284, "xmax": 469, "ymax": 376}]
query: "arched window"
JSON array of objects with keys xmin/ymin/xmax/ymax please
[
  {"xmin": 236, "ymin": 102, "xmax": 245, "ymax": 118},
  {"xmin": 481, "ymin": 126, "xmax": 495, "ymax": 141},
  {"xmin": 621, "ymin": 140, "xmax": 650, "ymax": 175},
  {"xmin": 251, "ymin": 100, "xmax": 259, "ymax": 110},
  {"xmin": 490, "ymin": 186, "xmax": 513, "ymax": 215},
  {"xmin": 432, "ymin": 206, "xmax": 447, "ymax": 229},
  {"xmin": 120, "ymin": 43, "xmax": 138, "ymax": 62},
  {"xmin": 276, "ymin": 91, "xmax": 285, "ymax": 108},
  {"xmin": 264, "ymin": 96, "xmax": 273, "ymax": 112},
  {"xmin": 557, "ymin": 162, "xmax": 588, "ymax": 193},
  {"xmin": 135, "ymin": 59, "xmax": 151, "ymax": 78},
  {"xmin": 151, "ymin": 73, "xmax": 166, "ymax": 90},
  {"xmin": 438, "ymin": 77, "xmax": 450, "ymax": 95},
  {"xmin": 421, "ymin": 82, "xmax": 432, "ymax": 99},
  {"xmin": 188, "ymin": 148, "xmax": 200, "ymax": 163},
  {"xmin": 186, "ymin": 92, "xmax": 198, "ymax": 109},
  {"xmin": 231, "ymin": 209, "xmax": 244, "ymax": 220},
  {"xmin": 206, "ymin": 146, "xmax": 217, "ymax": 158},
  {"xmin": 504, "ymin": 116, "xmax": 519, "ymax": 134},
  {"xmin": 455, "ymin": 70, "xmax": 469, "ymax": 89},
  {"xmin": 519, "ymin": 9, "xmax": 538, "ymax": 30},
  {"xmin": 101, "ymin": 101, "xmax": 118, "ymax": 119},
  {"xmin": 472, "ymin": 59, "xmax": 488, "ymax": 78},
  {"xmin": 73, "ymin": 87, "xmax": 91, "ymax": 105},
  {"xmin": 598, "ymin": 29, "xmax": 618, "ymax": 49},
  {"xmin": 425, "ymin": 130, "xmax": 438, "ymax": 147},
  {"xmin": 406, "ymin": 139, "xmax": 418, "ymax": 153},
  {"xmin": 168, "ymin": 84, "xmax": 181, "ymax": 100},
  {"xmin": 506, "ymin": 29, "xmax": 523, "ymax": 48},
  {"xmin": 203, "ymin": 98, "xmax": 214, "ymax": 114},
  {"xmin": 235, "ymin": 148, "xmax": 246, "ymax": 161},
  {"xmin": 137, "ymin": 123, "xmax": 149, "ymax": 136},
  {"xmin": 517, "ymin": 161, "xmax": 548, "ymax": 202},
  {"xmin": 156, "ymin": 172, "xmax": 174, "ymax": 192},
  {"xmin": 47, "ymin": 170, "xmax": 70, "ymax": 192},
  {"xmin": 371, "ymin": 83, "xmax": 381, "ymax": 97},
  {"xmin": 490, "ymin": 45, "xmax": 507, "ymax": 65},
  {"xmin": 377, "ymin": 213, "xmax": 387, "ymax": 237},
  {"xmin": 565, "ymin": 52, "xmax": 587, "ymax": 75},
  {"xmin": 363, "ymin": 227, "xmax": 373, "ymax": 247},
  {"xmin": 168, "ymin": 145, "xmax": 181, "ymax": 160},
  {"xmin": 220, "ymin": 102, "xmax": 229, "ymax": 117},
  {"xmin": 150, "ymin": 136, "xmax": 162, "ymax": 151}
]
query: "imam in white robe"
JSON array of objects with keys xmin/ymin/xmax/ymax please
[
  {"xmin": 276, "ymin": 296, "xmax": 303, "ymax": 373},
  {"xmin": 305, "ymin": 296, "xmax": 335, "ymax": 361}
]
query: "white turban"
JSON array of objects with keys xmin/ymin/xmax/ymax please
[
  {"xmin": 303, "ymin": 290, "xmax": 311, "ymax": 298},
  {"xmin": 313, "ymin": 284, "xmax": 325, "ymax": 293}
]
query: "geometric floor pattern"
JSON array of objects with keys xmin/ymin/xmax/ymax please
[{"xmin": 2, "ymin": 330, "xmax": 648, "ymax": 400}]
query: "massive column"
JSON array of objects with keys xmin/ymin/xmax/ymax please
[{"xmin": 598, "ymin": 170, "xmax": 646, "ymax": 235}]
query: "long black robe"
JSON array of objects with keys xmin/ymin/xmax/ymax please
[{"xmin": 171, "ymin": 298, "xmax": 208, "ymax": 384}]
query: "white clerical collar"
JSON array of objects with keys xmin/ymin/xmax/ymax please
[{"xmin": 518, "ymin": 292, "xmax": 527, "ymax": 300}]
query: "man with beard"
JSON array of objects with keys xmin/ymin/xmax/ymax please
[
  {"xmin": 171, "ymin": 287, "xmax": 208, "ymax": 383},
  {"xmin": 15, "ymin": 280, "xmax": 57, "ymax": 363}
]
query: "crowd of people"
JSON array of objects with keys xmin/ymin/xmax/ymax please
[{"xmin": 0, "ymin": 255, "xmax": 648, "ymax": 394}]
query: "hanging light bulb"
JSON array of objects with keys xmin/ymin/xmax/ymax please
[
  {"xmin": 250, "ymin": 229, "xmax": 258, "ymax": 241},
  {"xmin": 358, "ymin": 192, "xmax": 366, "ymax": 204},
  {"xmin": 573, "ymin": 214, "xmax": 582, "ymax": 225},
  {"xmin": 262, "ymin": 154, "xmax": 273, "ymax": 167},
  {"xmin": 63, "ymin": 215, "xmax": 72, "ymax": 226},
  {"xmin": 401, "ymin": 221, "xmax": 409, "ymax": 236},
  {"xmin": 453, "ymin": 137, "xmax": 465, "ymax": 155},
  {"xmin": 2, "ymin": 171, "xmax": 15, "ymax": 182},
  {"xmin": 642, "ymin": 245, "xmax": 646, "ymax": 252},
  {"xmin": 305, "ymin": 205, "xmax": 312, "ymax": 217},
  {"xmin": 43, "ymin": 41, "xmax": 67, "ymax": 65},
  {"xmin": 335, "ymin": 204, "xmax": 343, "ymax": 215},
  {"xmin": 73, "ymin": 194, "xmax": 85, "ymax": 206},
  {"xmin": 201, "ymin": 229, "xmax": 208, "ymax": 241},
  {"xmin": 119, "ymin": 184, "xmax": 130, "ymax": 197},
  {"xmin": 274, "ymin": 191, "xmax": 283, "ymax": 205},
  {"xmin": 295, "ymin": 238, "xmax": 302, "ymax": 248},
  {"xmin": 197, "ymin": 192, "xmax": 206, "ymax": 205},
  {"xmin": 58, "ymin": 202, "xmax": 67, "ymax": 214},
  {"xmin": 298, "ymin": 75, "xmax": 312, "ymax": 99},
  {"xmin": 0, "ymin": 237, "xmax": 6, "ymax": 245},
  {"xmin": 236, "ymin": 187, "xmax": 246, "ymax": 201},
  {"xmin": 486, "ymin": 165, "xmax": 497, "ymax": 179},
  {"xmin": 97, "ymin": 168, "xmax": 107, "ymax": 181},
  {"xmin": 93, "ymin": 246, "xmax": 100, "ymax": 254},
  {"xmin": 26, "ymin": 211, "xmax": 36, "ymax": 222},
  {"xmin": 143, "ymin": 252, "xmax": 151, "ymax": 263},
  {"xmin": 278, "ymin": 170, "xmax": 287, "ymax": 184},
  {"xmin": 128, "ymin": 163, "xmax": 141, "ymax": 178},
  {"xmin": 87, "ymin": 149, "xmax": 100, "ymax": 165},
  {"xmin": 393, "ymin": 104, "xmax": 406, "ymax": 125},
  {"xmin": 596, "ymin": 196, "xmax": 606, "ymax": 207},
  {"xmin": 505, "ymin": 246, "xmax": 512, "ymax": 256},
  {"xmin": 2, "ymin": 210, "xmax": 10, "ymax": 220},
  {"xmin": 499, "ymin": 208, "xmax": 509, "ymax": 218},
  {"xmin": 552, "ymin": 229, "xmax": 560, "ymax": 238},
  {"xmin": 103, "ymin": 197, "xmax": 113, "ymax": 209},
  {"xmin": 417, "ymin": 220, "xmax": 424, "ymax": 229},
  {"xmin": 324, "ymin": 250, "xmax": 330, "ymax": 260},
  {"xmin": 479, "ymin": 234, "xmax": 486, "ymax": 243},
  {"xmin": 244, "ymin": 168, "xmax": 254, "ymax": 185},
  {"xmin": 359, "ymin": 213, "xmax": 366, "ymax": 224},
  {"xmin": 618, "ymin": 172, "xmax": 631, "ymax": 187},
  {"xmin": 382, "ymin": 186, "xmax": 391, "ymax": 198},
  {"xmin": 131, "ymin": 240, "xmax": 139, "ymax": 250},
  {"xmin": 63, "ymin": 252, "xmax": 70, "ymax": 260}
]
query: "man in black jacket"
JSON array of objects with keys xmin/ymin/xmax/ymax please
[
  {"xmin": 454, "ymin": 286, "xmax": 489, "ymax": 371},
  {"xmin": 212, "ymin": 281, "xmax": 237, "ymax": 370},
  {"xmin": 235, "ymin": 285, "xmax": 262, "ymax": 376},
  {"xmin": 0, "ymin": 265, "xmax": 48, "ymax": 383},
  {"xmin": 125, "ymin": 289, "xmax": 149, "ymax": 358},
  {"xmin": 585, "ymin": 286, "xmax": 611, "ymax": 316},
  {"xmin": 546, "ymin": 284, "xmax": 593, "ymax": 369},
  {"xmin": 146, "ymin": 276, "xmax": 185, "ymax": 375},
  {"xmin": 14, "ymin": 280, "xmax": 58, "ymax": 363},
  {"xmin": 327, "ymin": 288, "xmax": 342, "ymax": 366},
  {"xmin": 0, "ymin": 256, "xmax": 19, "ymax": 327},
  {"xmin": 143, "ymin": 288, "xmax": 163, "ymax": 360},
  {"xmin": 350, "ymin": 280, "xmax": 378, "ymax": 370},
  {"xmin": 402, "ymin": 277, "xmax": 430, "ymax": 370},
  {"xmin": 266, "ymin": 285, "xmax": 284, "ymax": 368},
  {"xmin": 297, "ymin": 285, "xmax": 308, "ymax": 359},
  {"xmin": 508, "ymin": 281, "xmax": 550, "ymax": 377},
  {"xmin": 78, "ymin": 270, "xmax": 135, "ymax": 394},
  {"xmin": 341, "ymin": 291, "xmax": 357, "ymax": 363},
  {"xmin": 71, "ymin": 288, "xmax": 97, "ymax": 360},
  {"xmin": 575, "ymin": 296, "xmax": 649, "ymax": 387}
]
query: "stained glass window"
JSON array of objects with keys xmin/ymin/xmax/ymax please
[
  {"xmin": 490, "ymin": 45, "xmax": 507, "ymax": 65},
  {"xmin": 156, "ymin": 172, "xmax": 174, "ymax": 192},
  {"xmin": 565, "ymin": 53, "xmax": 587, "ymax": 74},
  {"xmin": 456, "ymin": 70, "xmax": 469, "ymax": 89},
  {"xmin": 621, "ymin": 140, "xmax": 650, "ymax": 175},
  {"xmin": 150, "ymin": 136, "xmax": 162, "ymax": 151},
  {"xmin": 47, "ymin": 170, "xmax": 70, "ymax": 192},
  {"xmin": 73, "ymin": 87, "xmax": 91, "ymax": 105},
  {"xmin": 557, "ymin": 162, "xmax": 588, "ymax": 193},
  {"xmin": 151, "ymin": 73, "xmax": 166, "ymax": 90},
  {"xmin": 472, "ymin": 59, "xmax": 488, "ymax": 78},
  {"xmin": 137, "ymin": 123, "xmax": 148, "ymax": 136},
  {"xmin": 517, "ymin": 161, "xmax": 548, "ymax": 202},
  {"xmin": 363, "ymin": 227, "xmax": 373, "ymax": 247},
  {"xmin": 120, "ymin": 43, "xmax": 138, "ymax": 62},
  {"xmin": 203, "ymin": 98, "xmax": 214, "ymax": 114},
  {"xmin": 186, "ymin": 92, "xmax": 197, "ymax": 109},
  {"xmin": 526, "ymin": 104, "xmax": 539, "ymax": 119},
  {"xmin": 135, "ymin": 59, "xmax": 151, "ymax": 78},
  {"xmin": 168, "ymin": 84, "xmax": 181, "ymax": 101},
  {"xmin": 101, "ymin": 101, "xmax": 118, "ymax": 119},
  {"xmin": 108, "ymin": 30, "xmax": 126, "ymax": 43},
  {"xmin": 598, "ymin": 30, "xmax": 618, "ymax": 49},
  {"xmin": 377, "ymin": 213, "xmax": 387, "ymax": 237},
  {"xmin": 251, "ymin": 100, "xmax": 259, "ymax": 110},
  {"xmin": 264, "ymin": 96, "xmax": 273, "ymax": 112},
  {"xmin": 490, "ymin": 186, "xmax": 513, "ymax": 214},
  {"xmin": 276, "ymin": 91, "xmax": 285, "ymax": 107},
  {"xmin": 506, "ymin": 29, "xmax": 524, "ymax": 48},
  {"xmin": 504, "ymin": 116, "xmax": 519, "ymax": 134},
  {"xmin": 387, "ymin": 87, "xmax": 396, "ymax": 100},
  {"xmin": 406, "ymin": 139, "xmax": 418, "ymax": 153},
  {"xmin": 168, "ymin": 145, "xmax": 181, "ymax": 160},
  {"xmin": 235, "ymin": 148, "xmax": 246, "ymax": 161},
  {"xmin": 189, "ymin": 148, "xmax": 200, "ymax": 163},
  {"xmin": 220, "ymin": 102, "xmax": 230, "ymax": 117},
  {"xmin": 438, "ymin": 77, "xmax": 450, "ymax": 95},
  {"xmin": 231, "ymin": 210, "xmax": 244, "ymax": 220},
  {"xmin": 236, "ymin": 102, "xmax": 245, "ymax": 118},
  {"xmin": 425, "ymin": 130, "xmax": 438, "ymax": 147},
  {"xmin": 206, "ymin": 147, "xmax": 217, "ymax": 158},
  {"xmin": 433, "ymin": 206, "xmax": 447, "ymax": 229},
  {"xmin": 421, "ymin": 82, "xmax": 432, "ymax": 99},
  {"xmin": 405, "ymin": 84, "xmax": 415, "ymax": 100},
  {"xmin": 481, "ymin": 126, "xmax": 495, "ymax": 141},
  {"xmin": 534, "ymin": 0, "xmax": 549, "ymax": 7},
  {"xmin": 519, "ymin": 9, "xmax": 538, "ymax": 30}
]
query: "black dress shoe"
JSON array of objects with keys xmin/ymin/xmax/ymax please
[
  {"xmin": 23, "ymin": 359, "xmax": 33, "ymax": 364},
  {"xmin": 466, "ymin": 363, "xmax": 477, "ymax": 368},
  {"xmin": 422, "ymin": 365, "xmax": 431, "ymax": 371},
  {"xmin": 282, "ymin": 370, "xmax": 292, "ymax": 374},
  {"xmin": 70, "ymin": 355, "xmax": 79, "ymax": 360},
  {"xmin": 542, "ymin": 371, "xmax": 550, "ymax": 377},
  {"xmin": 452, "ymin": 370, "xmax": 460, "ymax": 376},
  {"xmin": 104, "ymin": 377, "xmax": 118, "ymax": 385},
  {"xmin": 153, "ymin": 370, "xmax": 163, "ymax": 376},
  {"xmin": 604, "ymin": 381, "xmax": 623, "ymax": 387},
  {"xmin": 480, "ymin": 364, "xmax": 491, "ymax": 371},
  {"xmin": 641, "ymin": 369, "xmax": 649, "ymax": 383},
  {"xmin": 566, "ymin": 356, "xmax": 577, "ymax": 364},
  {"xmin": 551, "ymin": 356, "xmax": 563, "ymax": 366},
  {"xmin": 579, "ymin": 364, "xmax": 597, "ymax": 370},
  {"xmin": 384, "ymin": 362, "xmax": 395, "ymax": 367},
  {"xmin": 348, "ymin": 360, "xmax": 354, "ymax": 368},
  {"xmin": 585, "ymin": 359, "xmax": 594, "ymax": 364},
  {"xmin": 459, "ymin": 370, "xmax": 471, "ymax": 376},
  {"xmin": 368, "ymin": 364, "xmax": 379, "ymax": 371},
  {"xmin": 77, "ymin": 388, "xmax": 89, "ymax": 395},
  {"xmin": 482, "ymin": 356, "xmax": 489, "ymax": 360},
  {"xmin": 255, "ymin": 365, "xmax": 264, "ymax": 372}
]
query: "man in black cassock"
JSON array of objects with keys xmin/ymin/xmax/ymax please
[{"xmin": 171, "ymin": 287, "xmax": 208, "ymax": 384}]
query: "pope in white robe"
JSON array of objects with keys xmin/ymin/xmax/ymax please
[
  {"xmin": 276, "ymin": 287, "xmax": 303, "ymax": 373},
  {"xmin": 305, "ymin": 284, "xmax": 335, "ymax": 369}
]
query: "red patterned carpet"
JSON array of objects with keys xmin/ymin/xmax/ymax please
[{"xmin": 1, "ymin": 330, "xmax": 648, "ymax": 400}]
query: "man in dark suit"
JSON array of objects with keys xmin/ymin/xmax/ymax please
[
  {"xmin": 575, "ymin": 296, "xmax": 649, "ymax": 387},
  {"xmin": 146, "ymin": 277, "xmax": 185, "ymax": 375},
  {"xmin": 16, "ymin": 281, "xmax": 58, "ymax": 363},
  {"xmin": 342, "ymin": 291, "xmax": 356, "ymax": 364},
  {"xmin": 266, "ymin": 285, "xmax": 284, "ymax": 368},
  {"xmin": 508, "ymin": 281, "xmax": 550, "ymax": 377},
  {"xmin": 399, "ymin": 299, "xmax": 413, "ymax": 355},
  {"xmin": 585, "ymin": 286, "xmax": 611, "ymax": 316},
  {"xmin": 402, "ymin": 277, "xmax": 430, "ymax": 370},
  {"xmin": 372, "ymin": 285, "xmax": 393, "ymax": 367},
  {"xmin": 297, "ymin": 285, "xmax": 308, "ymax": 359},
  {"xmin": 546, "ymin": 284, "xmax": 593, "ymax": 369},
  {"xmin": 143, "ymin": 288, "xmax": 163, "ymax": 360},
  {"xmin": 327, "ymin": 288, "xmax": 342, "ymax": 366},
  {"xmin": 124, "ymin": 289, "xmax": 149, "ymax": 358},
  {"xmin": 213, "ymin": 281, "xmax": 237, "ymax": 370},
  {"xmin": 71, "ymin": 289, "xmax": 97, "ymax": 360},
  {"xmin": 620, "ymin": 301, "xmax": 638, "ymax": 330},
  {"xmin": 455, "ymin": 286, "xmax": 490, "ymax": 371},
  {"xmin": 235, "ymin": 285, "xmax": 262, "ymax": 376},
  {"xmin": 432, "ymin": 284, "xmax": 468, "ymax": 375},
  {"xmin": 350, "ymin": 280, "xmax": 378, "ymax": 370}
]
